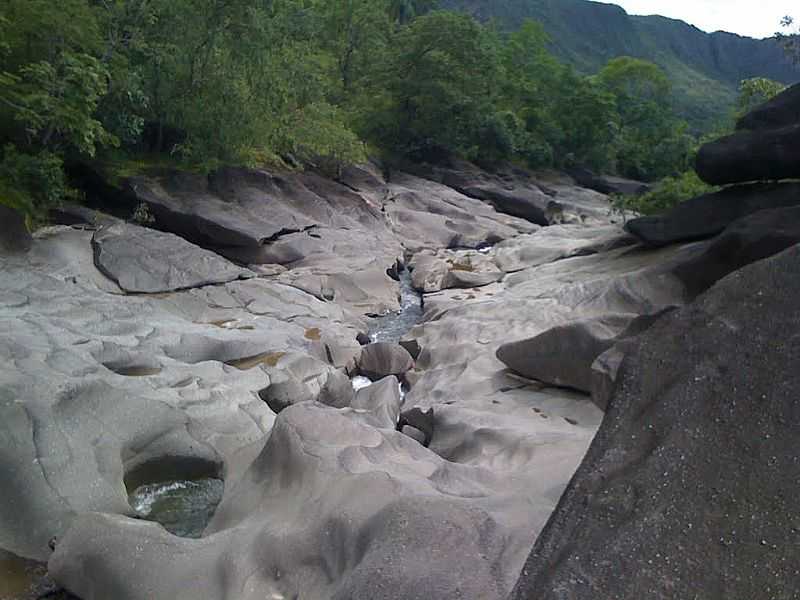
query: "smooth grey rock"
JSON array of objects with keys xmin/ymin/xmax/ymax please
[
  {"xmin": 357, "ymin": 343, "xmax": 414, "ymax": 380},
  {"xmin": 50, "ymin": 401, "xmax": 514, "ymax": 600},
  {"xmin": 0, "ymin": 205, "xmax": 32, "ymax": 254},
  {"xmin": 511, "ymin": 244, "xmax": 800, "ymax": 600},
  {"xmin": 351, "ymin": 375, "xmax": 402, "ymax": 428},
  {"xmin": 497, "ymin": 314, "xmax": 635, "ymax": 392},
  {"xmin": 0, "ymin": 226, "xmax": 361, "ymax": 560},
  {"xmin": 383, "ymin": 172, "xmax": 537, "ymax": 252},
  {"xmin": 494, "ymin": 225, "xmax": 632, "ymax": 272},
  {"xmin": 92, "ymin": 222, "xmax": 251, "ymax": 293},
  {"xmin": 625, "ymin": 182, "xmax": 800, "ymax": 246}
]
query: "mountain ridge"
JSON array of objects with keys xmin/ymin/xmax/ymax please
[{"xmin": 442, "ymin": 0, "xmax": 798, "ymax": 129}]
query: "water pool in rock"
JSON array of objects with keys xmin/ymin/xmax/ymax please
[
  {"xmin": 128, "ymin": 478, "xmax": 224, "ymax": 538},
  {"xmin": 369, "ymin": 269, "xmax": 422, "ymax": 343}
]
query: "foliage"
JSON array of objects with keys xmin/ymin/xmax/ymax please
[
  {"xmin": 736, "ymin": 78, "xmax": 787, "ymax": 118},
  {"xmin": 0, "ymin": 144, "xmax": 74, "ymax": 224},
  {"xmin": 612, "ymin": 170, "xmax": 715, "ymax": 218},
  {"xmin": 0, "ymin": 0, "xmax": 715, "ymax": 224}
]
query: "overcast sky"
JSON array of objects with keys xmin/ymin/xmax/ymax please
[{"xmin": 604, "ymin": 0, "xmax": 794, "ymax": 39}]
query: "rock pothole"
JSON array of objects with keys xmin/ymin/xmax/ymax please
[{"xmin": 124, "ymin": 457, "xmax": 224, "ymax": 539}]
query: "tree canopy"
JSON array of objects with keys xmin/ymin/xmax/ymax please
[{"xmin": 0, "ymin": 0, "xmax": 700, "ymax": 223}]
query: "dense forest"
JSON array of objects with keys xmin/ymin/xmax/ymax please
[
  {"xmin": 0, "ymin": 0, "xmax": 790, "ymax": 224},
  {"xmin": 442, "ymin": 0, "xmax": 798, "ymax": 131}
]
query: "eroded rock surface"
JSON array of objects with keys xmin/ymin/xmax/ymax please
[{"xmin": 92, "ymin": 221, "xmax": 252, "ymax": 293}]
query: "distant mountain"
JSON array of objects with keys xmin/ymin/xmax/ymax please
[{"xmin": 442, "ymin": 0, "xmax": 798, "ymax": 130}]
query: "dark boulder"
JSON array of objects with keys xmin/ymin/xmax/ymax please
[
  {"xmin": 511, "ymin": 244, "xmax": 800, "ymax": 600},
  {"xmin": 0, "ymin": 205, "xmax": 32, "ymax": 254},
  {"xmin": 695, "ymin": 124, "xmax": 800, "ymax": 185},
  {"xmin": 673, "ymin": 204, "xmax": 800, "ymax": 297},
  {"xmin": 567, "ymin": 167, "xmax": 651, "ymax": 196},
  {"xmin": 737, "ymin": 82, "xmax": 800, "ymax": 131},
  {"xmin": 625, "ymin": 182, "xmax": 800, "ymax": 246}
]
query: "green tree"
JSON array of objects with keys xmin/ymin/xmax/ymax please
[
  {"xmin": 736, "ymin": 77, "xmax": 786, "ymax": 117},
  {"xmin": 597, "ymin": 57, "xmax": 692, "ymax": 180},
  {"xmin": 361, "ymin": 11, "xmax": 501, "ymax": 162}
]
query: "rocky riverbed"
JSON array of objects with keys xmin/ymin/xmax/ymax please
[{"xmin": 2, "ymin": 90, "xmax": 800, "ymax": 600}]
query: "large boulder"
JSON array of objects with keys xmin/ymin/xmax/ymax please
[
  {"xmin": 419, "ymin": 160, "xmax": 614, "ymax": 226},
  {"xmin": 737, "ymin": 82, "xmax": 800, "ymax": 131},
  {"xmin": 567, "ymin": 167, "xmax": 651, "ymax": 196},
  {"xmin": 511, "ymin": 244, "xmax": 800, "ymax": 600},
  {"xmin": 496, "ymin": 314, "xmax": 636, "ymax": 393},
  {"xmin": 381, "ymin": 171, "xmax": 537, "ymax": 252},
  {"xmin": 0, "ymin": 205, "xmax": 32, "ymax": 254},
  {"xmin": 409, "ymin": 250, "xmax": 503, "ymax": 293},
  {"xmin": 625, "ymin": 182, "xmax": 800, "ymax": 246},
  {"xmin": 357, "ymin": 342, "xmax": 414, "ymax": 380},
  {"xmin": 92, "ymin": 221, "xmax": 252, "ymax": 293},
  {"xmin": 695, "ymin": 124, "xmax": 800, "ymax": 185}
]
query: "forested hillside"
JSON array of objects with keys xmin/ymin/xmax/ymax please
[
  {"xmin": 0, "ymin": 0, "xmax": 790, "ymax": 225},
  {"xmin": 442, "ymin": 0, "xmax": 798, "ymax": 129}
]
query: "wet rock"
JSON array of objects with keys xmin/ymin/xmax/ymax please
[
  {"xmin": 0, "ymin": 205, "xmax": 32, "ymax": 254},
  {"xmin": 357, "ymin": 342, "xmax": 414, "ymax": 380},
  {"xmin": 625, "ymin": 182, "xmax": 800, "ymax": 246},
  {"xmin": 92, "ymin": 222, "xmax": 252, "ymax": 293},
  {"xmin": 351, "ymin": 376, "xmax": 402, "ymax": 428},
  {"xmin": 397, "ymin": 407, "xmax": 435, "ymax": 447},
  {"xmin": 511, "ymin": 244, "xmax": 800, "ymax": 600}
]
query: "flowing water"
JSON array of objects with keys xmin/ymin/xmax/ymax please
[
  {"xmin": 368, "ymin": 269, "xmax": 423, "ymax": 343},
  {"xmin": 128, "ymin": 478, "xmax": 224, "ymax": 538}
]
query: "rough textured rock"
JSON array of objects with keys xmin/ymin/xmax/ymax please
[
  {"xmin": 0, "ymin": 226, "xmax": 361, "ymax": 561},
  {"xmin": 737, "ymin": 82, "xmax": 800, "ymax": 131},
  {"xmin": 625, "ymin": 182, "xmax": 800, "ymax": 246},
  {"xmin": 92, "ymin": 221, "xmax": 252, "ymax": 293},
  {"xmin": 567, "ymin": 167, "xmax": 651, "ymax": 196},
  {"xmin": 511, "ymin": 244, "xmax": 800, "ymax": 600},
  {"xmin": 0, "ymin": 205, "xmax": 32, "ymax": 254},
  {"xmin": 357, "ymin": 342, "xmax": 414, "ymax": 380},
  {"xmin": 672, "ymin": 203, "xmax": 800, "ymax": 297},
  {"xmin": 696, "ymin": 124, "xmax": 800, "ymax": 185}
]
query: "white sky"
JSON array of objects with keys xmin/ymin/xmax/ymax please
[{"xmin": 603, "ymin": 1, "xmax": 795, "ymax": 39}]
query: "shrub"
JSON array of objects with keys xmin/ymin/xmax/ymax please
[{"xmin": 612, "ymin": 170, "xmax": 715, "ymax": 218}]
